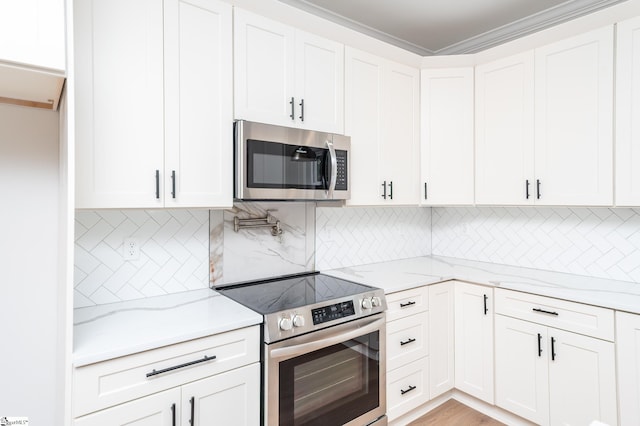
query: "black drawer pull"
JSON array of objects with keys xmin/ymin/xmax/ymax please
[
  {"xmin": 551, "ymin": 337, "xmax": 557, "ymax": 361},
  {"xmin": 400, "ymin": 338, "xmax": 416, "ymax": 346},
  {"xmin": 400, "ymin": 301, "xmax": 416, "ymax": 308},
  {"xmin": 532, "ymin": 308, "xmax": 558, "ymax": 316},
  {"xmin": 171, "ymin": 403, "xmax": 176, "ymax": 426},
  {"xmin": 483, "ymin": 294, "xmax": 488, "ymax": 315},
  {"xmin": 189, "ymin": 396, "xmax": 195, "ymax": 425},
  {"xmin": 146, "ymin": 355, "xmax": 216, "ymax": 378},
  {"xmin": 537, "ymin": 333, "xmax": 542, "ymax": 357},
  {"xmin": 401, "ymin": 385, "xmax": 417, "ymax": 395}
]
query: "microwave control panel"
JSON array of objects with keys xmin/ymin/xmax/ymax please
[{"xmin": 335, "ymin": 150, "xmax": 348, "ymax": 191}]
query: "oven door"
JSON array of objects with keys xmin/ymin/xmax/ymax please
[{"xmin": 265, "ymin": 314, "xmax": 386, "ymax": 426}]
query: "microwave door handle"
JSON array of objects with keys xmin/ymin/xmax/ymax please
[
  {"xmin": 270, "ymin": 316, "xmax": 385, "ymax": 360},
  {"xmin": 326, "ymin": 139, "xmax": 337, "ymax": 198}
]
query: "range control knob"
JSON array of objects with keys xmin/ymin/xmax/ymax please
[
  {"xmin": 362, "ymin": 298, "xmax": 373, "ymax": 310},
  {"xmin": 292, "ymin": 314, "xmax": 305, "ymax": 328},
  {"xmin": 279, "ymin": 317, "xmax": 293, "ymax": 331},
  {"xmin": 371, "ymin": 296, "xmax": 382, "ymax": 307}
]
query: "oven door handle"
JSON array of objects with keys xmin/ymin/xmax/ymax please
[
  {"xmin": 270, "ymin": 316, "xmax": 385, "ymax": 360},
  {"xmin": 326, "ymin": 139, "xmax": 337, "ymax": 199}
]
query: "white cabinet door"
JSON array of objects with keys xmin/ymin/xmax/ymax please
[
  {"xmin": 616, "ymin": 16, "xmax": 640, "ymax": 206},
  {"xmin": 428, "ymin": 282, "xmax": 454, "ymax": 398},
  {"xmin": 182, "ymin": 363, "xmax": 260, "ymax": 426},
  {"xmin": 548, "ymin": 328, "xmax": 617, "ymax": 426},
  {"xmin": 344, "ymin": 48, "xmax": 383, "ymax": 205},
  {"xmin": 234, "ymin": 9, "xmax": 343, "ymax": 133},
  {"xmin": 233, "ymin": 9, "xmax": 295, "ymax": 128},
  {"xmin": 534, "ymin": 26, "xmax": 613, "ymax": 206},
  {"xmin": 345, "ymin": 48, "xmax": 419, "ymax": 206},
  {"xmin": 454, "ymin": 283, "xmax": 494, "ymax": 404},
  {"xmin": 75, "ymin": 0, "xmax": 165, "ymax": 208},
  {"xmin": 420, "ymin": 68, "xmax": 474, "ymax": 205},
  {"xmin": 74, "ymin": 388, "xmax": 180, "ymax": 426},
  {"xmin": 616, "ymin": 312, "xmax": 640, "ymax": 425},
  {"xmin": 0, "ymin": 0, "xmax": 65, "ymax": 70},
  {"xmin": 164, "ymin": 0, "xmax": 232, "ymax": 208},
  {"xmin": 295, "ymin": 31, "xmax": 344, "ymax": 133},
  {"xmin": 382, "ymin": 62, "xmax": 420, "ymax": 205},
  {"xmin": 495, "ymin": 315, "xmax": 549, "ymax": 425},
  {"xmin": 475, "ymin": 52, "xmax": 535, "ymax": 205}
]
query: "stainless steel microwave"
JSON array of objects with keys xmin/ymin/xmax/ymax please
[{"xmin": 234, "ymin": 120, "xmax": 350, "ymax": 201}]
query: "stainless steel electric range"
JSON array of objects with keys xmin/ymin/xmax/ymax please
[{"xmin": 217, "ymin": 272, "xmax": 388, "ymax": 426}]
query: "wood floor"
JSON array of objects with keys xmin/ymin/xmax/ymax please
[{"xmin": 407, "ymin": 400, "xmax": 505, "ymax": 426}]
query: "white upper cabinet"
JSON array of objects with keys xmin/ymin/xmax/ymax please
[
  {"xmin": 345, "ymin": 47, "xmax": 419, "ymax": 206},
  {"xmin": 164, "ymin": 0, "xmax": 233, "ymax": 208},
  {"xmin": 75, "ymin": 0, "xmax": 233, "ymax": 209},
  {"xmin": 534, "ymin": 26, "xmax": 614, "ymax": 206},
  {"xmin": 616, "ymin": 16, "xmax": 640, "ymax": 206},
  {"xmin": 0, "ymin": 0, "xmax": 65, "ymax": 71},
  {"xmin": 420, "ymin": 68, "xmax": 474, "ymax": 205},
  {"xmin": 475, "ymin": 52, "xmax": 535, "ymax": 205},
  {"xmin": 75, "ymin": 0, "xmax": 165, "ymax": 208},
  {"xmin": 234, "ymin": 8, "xmax": 344, "ymax": 134}
]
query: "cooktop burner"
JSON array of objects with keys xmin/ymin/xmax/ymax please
[
  {"xmin": 217, "ymin": 272, "xmax": 376, "ymax": 314},
  {"xmin": 217, "ymin": 272, "xmax": 386, "ymax": 343}
]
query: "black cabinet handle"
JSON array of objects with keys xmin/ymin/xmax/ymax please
[
  {"xmin": 551, "ymin": 337, "xmax": 556, "ymax": 361},
  {"xmin": 171, "ymin": 170, "xmax": 176, "ymax": 199},
  {"xmin": 401, "ymin": 385, "xmax": 417, "ymax": 395},
  {"xmin": 536, "ymin": 179, "xmax": 541, "ymax": 199},
  {"xmin": 424, "ymin": 182, "xmax": 428, "ymax": 200},
  {"xmin": 400, "ymin": 301, "xmax": 416, "ymax": 308},
  {"xmin": 483, "ymin": 294, "xmax": 488, "ymax": 315},
  {"xmin": 189, "ymin": 396, "xmax": 195, "ymax": 426},
  {"xmin": 532, "ymin": 308, "xmax": 558, "ymax": 316},
  {"xmin": 155, "ymin": 170, "xmax": 160, "ymax": 199},
  {"xmin": 299, "ymin": 99, "xmax": 304, "ymax": 121},
  {"xmin": 171, "ymin": 403, "xmax": 176, "ymax": 426},
  {"xmin": 537, "ymin": 333, "xmax": 542, "ymax": 357},
  {"xmin": 381, "ymin": 180, "xmax": 387, "ymax": 199},
  {"xmin": 389, "ymin": 181, "xmax": 393, "ymax": 200},
  {"xmin": 146, "ymin": 355, "xmax": 216, "ymax": 378},
  {"xmin": 526, "ymin": 179, "xmax": 530, "ymax": 199},
  {"xmin": 289, "ymin": 97, "xmax": 295, "ymax": 120},
  {"xmin": 400, "ymin": 338, "xmax": 416, "ymax": 346}
]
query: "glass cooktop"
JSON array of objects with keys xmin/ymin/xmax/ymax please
[{"xmin": 216, "ymin": 272, "xmax": 375, "ymax": 314}]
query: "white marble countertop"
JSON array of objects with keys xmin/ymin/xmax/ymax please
[
  {"xmin": 73, "ymin": 288, "xmax": 262, "ymax": 367},
  {"xmin": 324, "ymin": 256, "xmax": 640, "ymax": 315}
]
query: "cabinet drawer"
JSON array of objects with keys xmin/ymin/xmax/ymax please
[
  {"xmin": 386, "ymin": 286, "xmax": 429, "ymax": 321},
  {"xmin": 73, "ymin": 325, "xmax": 260, "ymax": 417},
  {"xmin": 387, "ymin": 312, "xmax": 428, "ymax": 372},
  {"xmin": 387, "ymin": 357, "xmax": 430, "ymax": 421},
  {"xmin": 494, "ymin": 289, "xmax": 614, "ymax": 341}
]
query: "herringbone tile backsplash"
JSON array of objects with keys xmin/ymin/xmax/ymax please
[
  {"xmin": 74, "ymin": 210, "xmax": 210, "ymax": 308},
  {"xmin": 315, "ymin": 206, "xmax": 432, "ymax": 269},
  {"xmin": 432, "ymin": 207, "xmax": 640, "ymax": 283}
]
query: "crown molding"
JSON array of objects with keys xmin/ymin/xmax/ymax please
[
  {"xmin": 436, "ymin": 0, "xmax": 627, "ymax": 54},
  {"xmin": 276, "ymin": 0, "xmax": 437, "ymax": 55},
  {"xmin": 278, "ymin": 0, "xmax": 627, "ymax": 56}
]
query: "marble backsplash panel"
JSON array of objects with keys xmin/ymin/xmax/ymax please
[
  {"xmin": 432, "ymin": 206, "xmax": 640, "ymax": 284},
  {"xmin": 210, "ymin": 202, "xmax": 315, "ymax": 286}
]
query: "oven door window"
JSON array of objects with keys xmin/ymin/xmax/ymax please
[
  {"xmin": 247, "ymin": 139, "xmax": 329, "ymax": 190},
  {"xmin": 278, "ymin": 331, "xmax": 380, "ymax": 426}
]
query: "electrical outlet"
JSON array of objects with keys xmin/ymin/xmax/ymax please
[{"xmin": 123, "ymin": 238, "xmax": 140, "ymax": 260}]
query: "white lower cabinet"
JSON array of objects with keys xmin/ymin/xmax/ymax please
[
  {"xmin": 617, "ymin": 311, "xmax": 640, "ymax": 425},
  {"xmin": 428, "ymin": 282, "xmax": 454, "ymax": 398},
  {"xmin": 73, "ymin": 326, "xmax": 260, "ymax": 426},
  {"xmin": 74, "ymin": 364, "xmax": 259, "ymax": 426},
  {"xmin": 494, "ymin": 289, "xmax": 617, "ymax": 426},
  {"xmin": 386, "ymin": 286, "xmax": 430, "ymax": 421},
  {"xmin": 454, "ymin": 282, "xmax": 494, "ymax": 404}
]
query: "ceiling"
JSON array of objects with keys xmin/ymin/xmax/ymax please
[{"xmin": 277, "ymin": 0, "xmax": 627, "ymax": 55}]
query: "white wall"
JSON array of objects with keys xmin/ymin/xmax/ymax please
[{"xmin": 0, "ymin": 103, "xmax": 60, "ymax": 423}]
